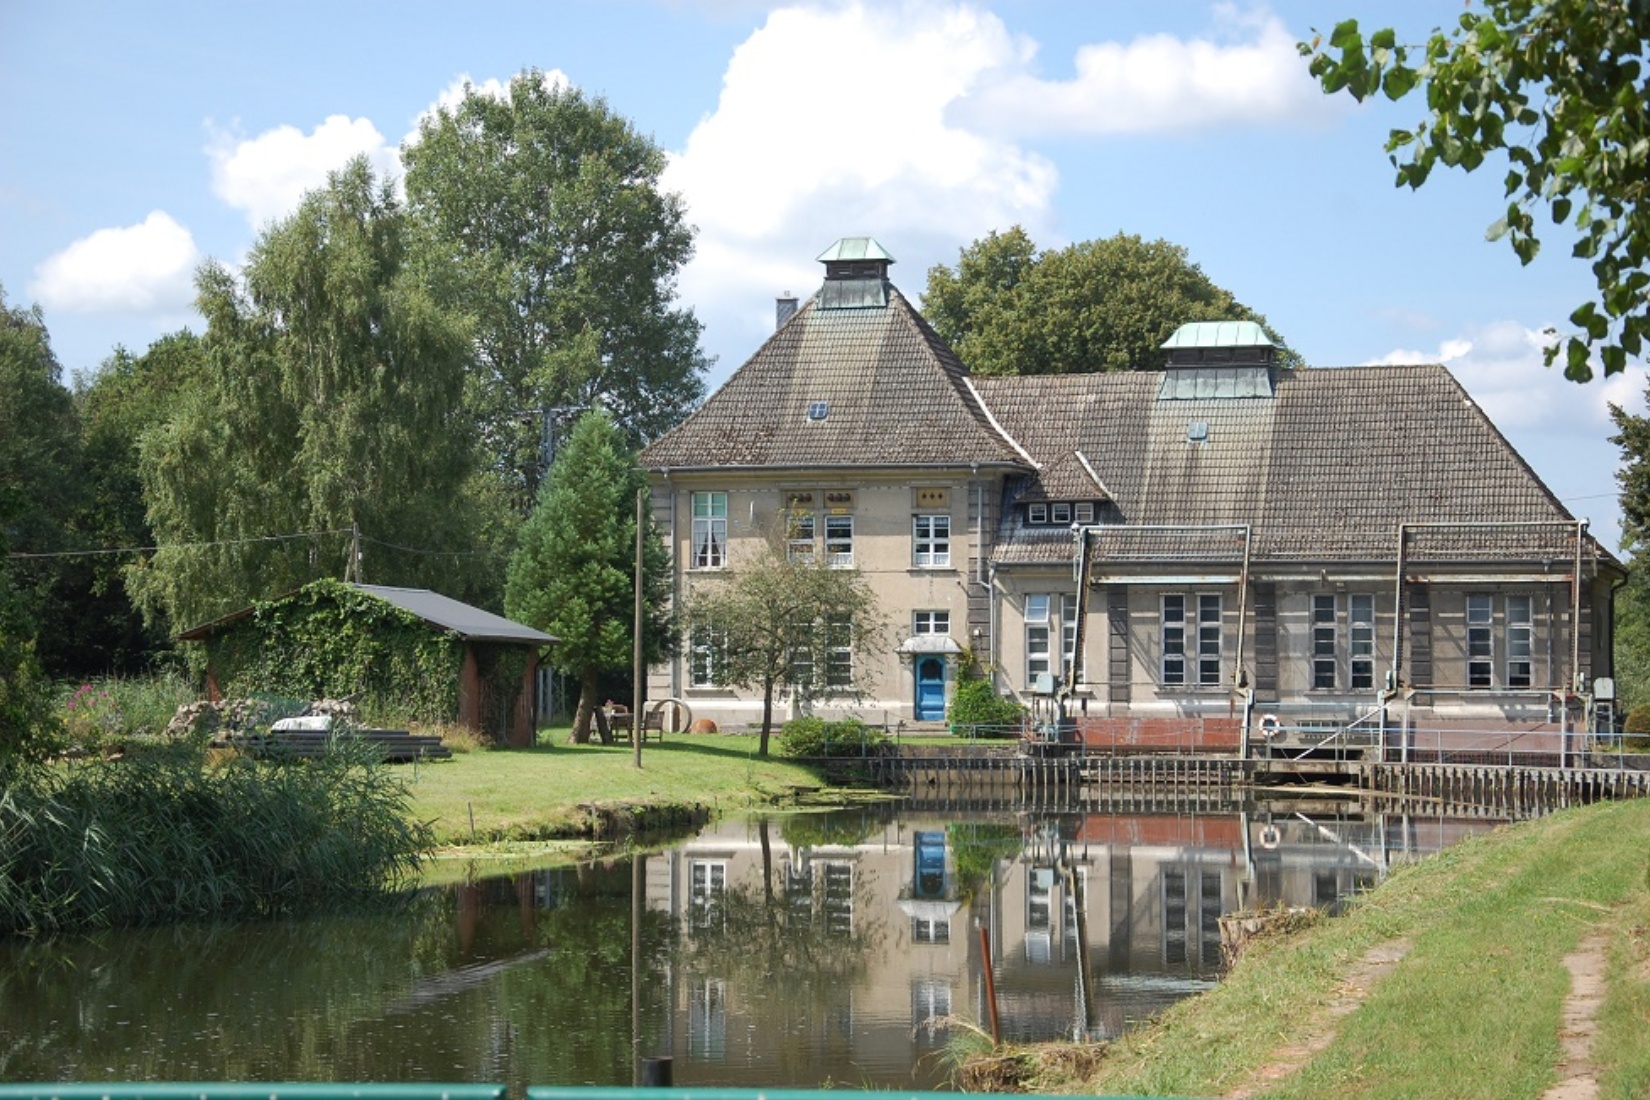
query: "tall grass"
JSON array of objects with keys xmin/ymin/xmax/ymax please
[
  {"xmin": 56, "ymin": 671, "xmax": 196, "ymax": 751},
  {"xmin": 0, "ymin": 741, "xmax": 431, "ymax": 934}
]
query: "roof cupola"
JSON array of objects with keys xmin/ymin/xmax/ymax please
[
  {"xmin": 1157, "ymin": 320, "xmax": 1276, "ymax": 399},
  {"xmin": 816, "ymin": 236, "xmax": 894, "ymax": 309}
]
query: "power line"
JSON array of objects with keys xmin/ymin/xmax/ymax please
[
  {"xmin": 358, "ymin": 534, "xmax": 494, "ymax": 558},
  {"xmin": 5, "ymin": 528, "xmax": 352, "ymax": 561}
]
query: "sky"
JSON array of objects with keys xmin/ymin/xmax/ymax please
[{"xmin": 2, "ymin": 0, "xmax": 1644, "ymax": 553}]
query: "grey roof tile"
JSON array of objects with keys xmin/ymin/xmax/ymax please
[
  {"xmin": 978, "ymin": 365, "xmax": 1609, "ymax": 566},
  {"xmin": 641, "ymin": 286, "xmax": 1027, "ymax": 470}
]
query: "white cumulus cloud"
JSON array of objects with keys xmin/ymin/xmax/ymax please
[
  {"xmin": 28, "ymin": 211, "xmax": 200, "ymax": 314},
  {"xmin": 207, "ymin": 114, "xmax": 399, "ymax": 232},
  {"xmin": 957, "ymin": 4, "xmax": 1340, "ymax": 137},
  {"xmin": 664, "ymin": 1, "xmax": 1061, "ymax": 375}
]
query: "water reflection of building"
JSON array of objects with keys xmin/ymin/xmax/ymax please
[{"xmin": 638, "ymin": 809, "xmax": 1474, "ymax": 1084}]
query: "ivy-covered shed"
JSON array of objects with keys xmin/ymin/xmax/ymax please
[{"xmin": 178, "ymin": 580, "xmax": 556, "ymax": 746}]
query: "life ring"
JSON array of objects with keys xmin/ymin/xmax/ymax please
[
  {"xmin": 1260, "ymin": 825, "xmax": 1281, "ymax": 850},
  {"xmin": 1257, "ymin": 713, "xmax": 1281, "ymax": 740}
]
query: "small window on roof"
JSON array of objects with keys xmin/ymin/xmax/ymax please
[
  {"xmin": 807, "ymin": 401, "xmax": 829, "ymax": 422},
  {"xmin": 1074, "ymin": 502, "xmax": 1095, "ymax": 524},
  {"xmin": 1187, "ymin": 420, "xmax": 1209, "ymax": 443},
  {"xmin": 1027, "ymin": 503, "xmax": 1047, "ymax": 525},
  {"xmin": 1050, "ymin": 502, "xmax": 1071, "ymax": 525}
]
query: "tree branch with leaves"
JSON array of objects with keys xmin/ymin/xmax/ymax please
[
  {"xmin": 684, "ymin": 538, "xmax": 885, "ymax": 758},
  {"xmin": 1302, "ymin": 2, "xmax": 1650, "ymax": 380}
]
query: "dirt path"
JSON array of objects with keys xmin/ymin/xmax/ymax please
[
  {"xmin": 1541, "ymin": 928, "xmax": 1611, "ymax": 1100},
  {"xmin": 1222, "ymin": 937, "xmax": 1413, "ymax": 1100},
  {"xmin": 1222, "ymin": 927, "xmax": 1611, "ymax": 1100}
]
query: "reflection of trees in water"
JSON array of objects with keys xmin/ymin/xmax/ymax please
[
  {"xmin": 670, "ymin": 819, "xmax": 888, "ymax": 1081},
  {"xmin": 0, "ymin": 865, "xmax": 674, "ymax": 1090},
  {"xmin": 947, "ymin": 821, "xmax": 1025, "ymax": 895}
]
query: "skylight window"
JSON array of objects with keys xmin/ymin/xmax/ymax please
[
  {"xmin": 807, "ymin": 401, "xmax": 829, "ymax": 422},
  {"xmin": 1187, "ymin": 420, "xmax": 1209, "ymax": 443}
]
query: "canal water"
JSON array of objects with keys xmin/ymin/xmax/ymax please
[{"xmin": 0, "ymin": 804, "xmax": 1490, "ymax": 1091}]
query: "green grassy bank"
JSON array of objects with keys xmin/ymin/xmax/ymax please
[
  {"xmin": 403, "ymin": 733, "xmax": 839, "ymax": 847},
  {"xmin": 989, "ymin": 797, "xmax": 1650, "ymax": 1100}
]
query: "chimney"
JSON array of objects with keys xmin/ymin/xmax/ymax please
[{"xmin": 776, "ymin": 292, "xmax": 799, "ymax": 329}]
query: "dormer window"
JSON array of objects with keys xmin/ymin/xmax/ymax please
[
  {"xmin": 1027, "ymin": 503, "xmax": 1048, "ymax": 525},
  {"xmin": 1050, "ymin": 503, "xmax": 1071, "ymax": 525},
  {"xmin": 1074, "ymin": 502, "xmax": 1095, "ymax": 524}
]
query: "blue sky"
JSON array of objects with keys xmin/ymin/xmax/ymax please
[{"xmin": 2, "ymin": 0, "xmax": 1643, "ymax": 551}]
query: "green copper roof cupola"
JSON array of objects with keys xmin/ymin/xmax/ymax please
[
  {"xmin": 816, "ymin": 236, "xmax": 894, "ymax": 310},
  {"xmin": 1157, "ymin": 320, "xmax": 1276, "ymax": 400}
]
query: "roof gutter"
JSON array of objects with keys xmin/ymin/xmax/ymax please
[{"xmin": 640, "ymin": 460, "xmax": 1031, "ymax": 475}]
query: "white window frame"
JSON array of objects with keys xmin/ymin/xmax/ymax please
[
  {"xmin": 690, "ymin": 860, "xmax": 727, "ymax": 930},
  {"xmin": 824, "ymin": 514, "xmax": 854, "ymax": 567},
  {"xmin": 1312, "ymin": 594, "xmax": 1338, "ymax": 690},
  {"xmin": 825, "ymin": 615, "xmax": 853, "ymax": 688},
  {"xmin": 1162, "ymin": 593, "xmax": 1221, "ymax": 686},
  {"xmin": 1027, "ymin": 503, "xmax": 1048, "ymax": 525},
  {"xmin": 1467, "ymin": 594, "xmax": 1494, "ymax": 688},
  {"xmin": 1026, "ymin": 594, "xmax": 1051, "ymax": 683},
  {"xmin": 786, "ymin": 510, "xmax": 816, "ymax": 564},
  {"xmin": 690, "ymin": 625, "xmax": 725, "ymax": 688},
  {"xmin": 1074, "ymin": 502, "xmax": 1095, "ymax": 524},
  {"xmin": 914, "ymin": 610, "xmax": 950, "ymax": 635},
  {"xmin": 913, "ymin": 514, "xmax": 951, "ymax": 567},
  {"xmin": 1050, "ymin": 502, "xmax": 1071, "ymax": 525},
  {"xmin": 1507, "ymin": 594, "xmax": 1533, "ymax": 688},
  {"xmin": 1350, "ymin": 594, "xmax": 1376, "ymax": 690},
  {"xmin": 691, "ymin": 492, "xmax": 727, "ymax": 570}
]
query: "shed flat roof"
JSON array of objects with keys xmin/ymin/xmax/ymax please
[{"xmin": 351, "ymin": 585, "xmax": 555, "ymax": 644}]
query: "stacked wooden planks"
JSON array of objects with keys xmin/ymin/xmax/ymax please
[{"xmin": 223, "ymin": 727, "xmax": 452, "ymax": 763}]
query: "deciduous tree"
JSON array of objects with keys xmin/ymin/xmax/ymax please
[
  {"xmin": 62, "ymin": 333, "xmax": 207, "ymax": 673},
  {"xmin": 131, "ymin": 158, "xmax": 497, "ymax": 634},
  {"xmin": 504, "ymin": 409, "xmax": 671, "ymax": 743},
  {"xmin": 1302, "ymin": 3, "xmax": 1650, "ymax": 380},
  {"xmin": 923, "ymin": 227, "xmax": 1297, "ymax": 376},
  {"xmin": 404, "ymin": 71, "xmax": 709, "ymax": 511},
  {"xmin": 0, "ymin": 287, "xmax": 83, "ymax": 669},
  {"xmin": 684, "ymin": 540, "xmax": 885, "ymax": 758},
  {"xmin": 1611, "ymin": 393, "xmax": 1650, "ymax": 709}
]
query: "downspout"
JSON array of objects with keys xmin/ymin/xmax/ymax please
[
  {"xmin": 1234, "ymin": 525, "xmax": 1254, "ymax": 758},
  {"xmin": 1392, "ymin": 523, "xmax": 1408, "ymax": 764}
]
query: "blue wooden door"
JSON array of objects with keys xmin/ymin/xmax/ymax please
[{"xmin": 916, "ymin": 657, "xmax": 945, "ymax": 720}]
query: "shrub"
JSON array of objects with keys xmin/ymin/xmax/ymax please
[
  {"xmin": 0, "ymin": 741, "xmax": 430, "ymax": 934},
  {"xmin": 1623, "ymin": 706, "xmax": 1650, "ymax": 752},
  {"xmin": 0, "ymin": 632, "xmax": 62, "ymax": 779},
  {"xmin": 778, "ymin": 716, "xmax": 890, "ymax": 758},
  {"xmin": 947, "ymin": 678, "xmax": 1025, "ymax": 736},
  {"xmin": 59, "ymin": 672, "xmax": 197, "ymax": 753}
]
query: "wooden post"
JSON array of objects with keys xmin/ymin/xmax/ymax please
[{"xmin": 978, "ymin": 924, "xmax": 1001, "ymax": 1044}]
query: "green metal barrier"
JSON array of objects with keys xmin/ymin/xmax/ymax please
[
  {"xmin": 529, "ymin": 1091, "xmax": 1159, "ymax": 1100},
  {"xmin": 0, "ymin": 1086, "xmax": 504, "ymax": 1100}
]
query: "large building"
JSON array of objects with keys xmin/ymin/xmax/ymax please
[{"xmin": 640, "ymin": 239, "xmax": 1621, "ymax": 745}]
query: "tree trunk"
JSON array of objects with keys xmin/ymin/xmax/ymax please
[
  {"xmin": 571, "ymin": 669, "xmax": 602, "ymax": 744},
  {"xmin": 758, "ymin": 675, "xmax": 775, "ymax": 758}
]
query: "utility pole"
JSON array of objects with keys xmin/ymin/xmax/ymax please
[
  {"xmin": 347, "ymin": 522, "xmax": 362, "ymax": 584},
  {"xmin": 633, "ymin": 486, "xmax": 645, "ymax": 769}
]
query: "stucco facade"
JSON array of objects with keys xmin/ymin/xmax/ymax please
[{"xmin": 641, "ymin": 239, "xmax": 1621, "ymax": 741}]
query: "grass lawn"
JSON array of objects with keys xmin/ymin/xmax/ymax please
[
  {"xmin": 1008, "ymin": 796, "xmax": 1650, "ymax": 1100},
  {"xmin": 402, "ymin": 730, "xmax": 837, "ymax": 846}
]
